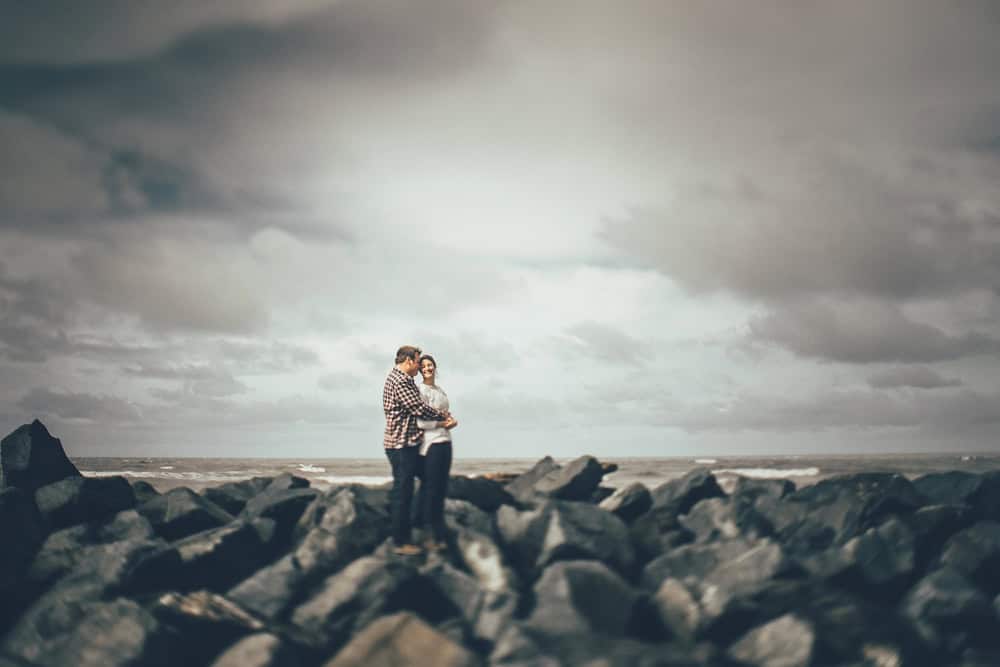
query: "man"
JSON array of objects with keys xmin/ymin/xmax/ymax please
[{"xmin": 382, "ymin": 345, "xmax": 454, "ymax": 555}]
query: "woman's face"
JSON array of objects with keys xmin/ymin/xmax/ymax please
[{"xmin": 420, "ymin": 358, "xmax": 436, "ymax": 381}]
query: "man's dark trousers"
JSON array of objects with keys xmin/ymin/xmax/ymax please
[{"xmin": 385, "ymin": 445, "xmax": 421, "ymax": 545}]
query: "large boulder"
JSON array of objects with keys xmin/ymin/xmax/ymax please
[
  {"xmin": 150, "ymin": 590, "xmax": 267, "ymax": 664},
  {"xmin": 726, "ymin": 613, "xmax": 815, "ymax": 667},
  {"xmin": 447, "ymin": 475, "xmax": 514, "ymax": 512},
  {"xmin": 138, "ymin": 486, "xmax": 235, "ymax": 541},
  {"xmin": 323, "ymin": 611, "xmax": 481, "ymax": 667},
  {"xmin": 0, "ymin": 487, "xmax": 47, "ymax": 630},
  {"xmin": 906, "ymin": 504, "xmax": 976, "ymax": 572},
  {"xmin": 532, "ymin": 455, "xmax": 605, "ymax": 501},
  {"xmin": 914, "ymin": 471, "xmax": 1000, "ymax": 521},
  {"xmin": 240, "ymin": 486, "xmax": 319, "ymax": 546},
  {"xmin": 505, "ymin": 456, "xmax": 561, "ymax": 503},
  {"xmin": 599, "ymin": 482, "xmax": 652, "ymax": 523},
  {"xmin": 288, "ymin": 555, "xmax": 458, "ymax": 655},
  {"xmin": 901, "ymin": 568, "xmax": 997, "ymax": 655},
  {"xmin": 202, "ymin": 477, "xmax": 272, "ymax": 515},
  {"xmin": 0, "ymin": 420, "xmax": 80, "ymax": 493},
  {"xmin": 210, "ymin": 633, "xmax": 301, "ymax": 667},
  {"xmin": 34, "ymin": 475, "xmax": 135, "ymax": 529},
  {"xmin": 8, "ymin": 597, "xmax": 170, "ymax": 667},
  {"xmin": 629, "ymin": 468, "xmax": 724, "ymax": 562},
  {"xmin": 935, "ymin": 521, "xmax": 1000, "ymax": 595},
  {"xmin": 678, "ymin": 496, "xmax": 773, "ymax": 544},
  {"xmin": 496, "ymin": 500, "xmax": 635, "ymax": 579},
  {"xmin": 420, "ymin": 559, "xmax": 518, "ymax": 644},
  {"xmin": 172, "ymin": 519, "xmax": 274, "ymax": 592},
  {"xmin": 526, "ymin": 560, "xmax": 639, "ymax": 637},
  {"xmin": 228, "ymin": 485, "xmax": 391, "ymax": 621}
]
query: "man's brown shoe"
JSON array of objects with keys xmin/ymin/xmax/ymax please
[{"xmin": 392, "ymin": 543, "xmax": 423, "ymax": 556}]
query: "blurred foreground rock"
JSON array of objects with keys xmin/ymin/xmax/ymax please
[{"xmin": 3, "ymin": 420, "xmax": 1000, "ymax": 666}]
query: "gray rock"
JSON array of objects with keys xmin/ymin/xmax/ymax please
[
  {"xmin": 497, "ymin": 500, "xmax": 634, "ymax": 578},
  {"xmin": 173, "ymin": 519, "xmax": 271, "ymax": 592},
  {"xmin": 322, "ymin": 611, "xmax": 481, "ymax": 667},
  {"xmin": 263, "ymin": 472, "xmax": 310, "ymax": 492},
  {"xmin": 138, "ymin": 486, "xmax": 235, "ymax": 541},
  {"xmin": 227, "ymin": 485, "xmax": 394, "ymax": 620},
  {"xmin": 289, "ymin": 555, "xmax": 457, "ymax": 654},
  {"xmin": 727, "ymin": 614, "xmax": 815, "ymax": 667},
  {"xmin": 935, "ymin": 520, "xmax": 1000, "ymax": 594},
  {"xmin": 34, "ymin": 475, "xmax": 135, "ymax": 529},
  {"xmin": 454, "ymin": 527, "xmax": 520, "ymax": 594},
  {"xmin": 210, "ymin": 633, "xmax": 300, "ymax": 667},
  {"xmin": 599, "ymin": 482, "xmax": 652, "ymax": 523},
  {"xmin": 445, "ymin": 498, "xmax": 493, "ymax": 536},
  {"xmin": 150, "ymin": 590, "xmax": 266, "ymax": 663},
  {"xmin": 901, "ymin": 568, "xmax": 996, "ymax": 653},
  {"xmin": 679, "ymin": 496, "xmax": 772, "ymax": 544},
  {"xmin": 131, "ymin": 479, "xmax": 161, "ymax": 504},
  {"xmin": 447, "ymin": 475, "xmax": 514, "ymax": 512},
  {"xmin": 653, "ymin": 577, "xmax": 702, "ymax": 643},
  {"xmin": 0, "ymin": 420, "xmax": 80, "ymax": 493},
  {"xmin": 641, "ymin": 538, "xmax": 751, "ymax": 591},
  {"xmin": 906, "ymin": 503, "xmax": 976, "ymax": 571},
  {"xmin": 526, "ymin": 560, "xmax": 638, "ymax": 637},
  {"xmin": 533, "ymin": 455, "xmax": 605, "ymax": 501},
  {"xmin": 420, "ymin": 559, "xmax": 518, "ymax": 643},
  {"xmin": 731, "ymin": 477, "xmax": 795, "ymax": 502},
  {"xmin": 649, "ymin": 467, "xmax": 725, "ymax": 514},
  {"xmin": 0, "ymin": 487, "xmax": 46, "ymax": 592},
  {"xmin": 840, "ymin": 518, "xmax": 916, "ymax": 592},
  {"xmin": 505, "ymin": 456, "xmax": 561, "ymax": 503},
  {"xmin": 202, "ymin": 477, "xmax": 271, "ymax": 515},
  {"xmin": 240, "ymin": 486, "xmax": 319, "ymax": 545}
]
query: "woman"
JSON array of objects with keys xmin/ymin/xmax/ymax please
[{"xmin": 416, "ymin": 354, "xmax": 457, "ymax": 551}]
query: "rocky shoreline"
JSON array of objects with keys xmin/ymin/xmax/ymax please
[{"xmin": 3, "ymin": 419, "xmax": 1000, "ymax": 666}]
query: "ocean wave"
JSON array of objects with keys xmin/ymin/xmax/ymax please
[
  {"xmin": 81, "ymin": 470, "xmax": 248, "ymax": 482},
  {"xmin": 294, "ymin": 464, "xmax": 326, "ymax": 473},
  {"xmin": 694, "ymin": 458, "xmax": 718, "ymax": 464},
  {"xmin": 314, "ymin": 475, "xmax": 391, "ymax": 486},
  {"xmin": 712, "ymin": 467, "xmax": 820, "ymax": 479}
]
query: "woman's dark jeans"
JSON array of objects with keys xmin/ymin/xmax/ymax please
[
  {"xmin": 421, "ymin": 441, "xmax": 453, "ymax": 542},
  {"xmin": 385, "ymin": 445, "xmax": 421, "ymax": 545}
]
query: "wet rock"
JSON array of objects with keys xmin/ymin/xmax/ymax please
[
  {"xmin": 454, "ymin": 527, "xmax": 520, "ymax": 594},
  {"xmin": 488, "ymin": 624, "xmax": 562, "ymax": 667},
  {"xmin": 767, "ymin": 473, "xmax": 923, "ymax": 549},
  {"xmin": 505, "ymin": 456, "xmax": 561, "ymax": 503},
  {"xmin": 935, "ymin": 521, "xmax": 1000, "ymax": 594},
  {"xmin": 138, "ymin": 486, "xmax": 235, "ymax": 541},
  {"xmin": 526, "ymin": 560, "xmax": 638, "ymax": 637},
  {"xmin": 533, "ymin": 455, "xmax": 605, "ymax": 501},
  {"xmin": 730, "ymin": 477, "xmax": 795, "ymax": 502},
  {"xmin": 240, "ymin": 486, "xmax": 319, "ymax": 545},
  {"xmin": 130, "ymin": 480, "xmax": 160, "ymax": 504},
  {"xmin": 323, "ymin": 611, "xmax": 481, "ymax": 667},
  {"xmin": 229, "ymin": 486, "xmax": 390, "ymax": 621},
  {"xmin": 653, "ymin": 577, "xmax": 702, "ymax": 643},
  {"xmin": 27, "ymin": 509, "xmax": 155, "ymax": 590},
  {"xmin": 679, "ymin": 496, "xmax": 772, "ymax": 544},
  {"xmin": 445, "ymin": 498, "xmax": 493, "ymax": 536},
  {"xmin": 641, "ymin": 538, "xmax": 752, "ymax": 591},
  {"xmin": 599, "ymin": 482, "xmax": 652, "ymax": 523},
  {"xmin": 173, "ymin": 519, "xmax": 271, "ymax": 592},
  {"xmin": 901, "ymin": 568, "xmax": 996, "ymax": 654},
  {"xmin": 3, "ymin": 593, "xmax": 169, "ymax": 667},
  {"xmin": 650, "ymin": 467, "xmax": 726, "ymax": 515},
  {"xmin": 34, "ymin": 475, "xmax": 135, "ymax": 529},
  {"xmin": 289, "ymin": 555, "xmax": 458, "ymax": 654},
  {"xmin": 447, "ymin": 475, "xmax": 514, "ymax": 512},
  {"xmin": 263, "ymin": 472, "xmax": 310, "ymax": 492},
  {"xmin": 497, "ymin": 500, "xmax": 634, "ymax": 578},
  {"xmin": 727, "ymin": 613, "xmax": 815, "ymax": 667},
  {"xmin": 0, "ymin": 488, "xmax": 46, "ymax": 582},
  {"xmin": 0, "ymin": 420, "xmax": 80, "ymax": 493},
  {"xmin": 421, "ymin": 559, "xmax": 518, "ymax": 644},
  {"xmin": 202, "ymin": 477, "xmax": 272, "ymax": 515},
  {"xmin": 210, "ymin": 633, "xmax": 300, "ymax": 667},
  {"xmin": 913, "ymin": 471, "xmax": 1000, "ymax": 522},
  {"xmin": 150, "ymin": 590, "xmax": 266, "ymax": 663},
  {"xmin": 906, "ymin": 504, "xmax": 976, "ymax": 572}
]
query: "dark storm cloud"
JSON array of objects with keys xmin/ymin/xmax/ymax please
[
  {"xmin": 17, "ymin": 387, "xmax": 143, "ymax": 423},
  {"xmin": 867, "ymin": 366, "xmax": 963, "ymax": 390},
  {"xmin": 557, "ymin": 322, "xmax": 648, "ymax": 366},
  {"xmin": 672, "ymin": 388, "xmax": 1000, "ymax": 433},
  {"xmin": 748, "ymin": 301, "xmax": 1000, "ymax": 364}
]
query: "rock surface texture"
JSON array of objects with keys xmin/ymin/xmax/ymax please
[{"xmin": 3, "ymin": 419, "xmax": 1000, "ymax": 665}]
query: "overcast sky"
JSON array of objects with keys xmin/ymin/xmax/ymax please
[{"xmin": 2, "ymin": 1, "xmax": 1000, "ymax": 459}]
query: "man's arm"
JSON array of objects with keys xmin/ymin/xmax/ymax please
[{"xmin": 397, "ymin": 379, "xmax": 448, "ymax": 421}]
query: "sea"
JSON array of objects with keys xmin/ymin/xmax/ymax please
[{"xmin": 75, "ymin": 453, "xmax": 1000, "ymax": 494}]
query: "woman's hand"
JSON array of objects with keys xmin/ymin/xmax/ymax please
[{"xmin": 442, "ymin": 416, "xmax": 458, "ymax": 429}]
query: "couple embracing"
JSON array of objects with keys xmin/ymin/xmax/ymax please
[{"xmin": 381, "ymin": 345, "xmax": 457, "ymax": 556}]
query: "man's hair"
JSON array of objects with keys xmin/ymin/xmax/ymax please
[{"xmin": 395, "ymin": 345, "xmax": 421, "ymax": 364}]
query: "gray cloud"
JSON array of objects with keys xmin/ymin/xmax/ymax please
[
  {"xmin": 17, "ymin": 387, "xmax": 143, "ymax": 423},
  {"xmin": 748, "ymin": 300, "xmax": 1000, "ymax": 364},
  {"xmin": 867, "ymin": 366, "xmax": 963, "ymax": 390}
]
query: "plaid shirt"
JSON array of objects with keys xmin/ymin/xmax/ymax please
[{"xmin": 383, "ymin": 367, "xmax": 449, "ymax": 449}]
